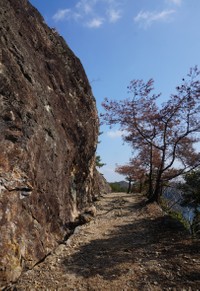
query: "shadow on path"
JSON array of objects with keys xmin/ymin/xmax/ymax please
[{"xmin": 62, "ymin": 209, "xmax": 199, "ymax": 287}]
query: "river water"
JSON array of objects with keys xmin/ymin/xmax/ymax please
[{"xmin": 163, "ymin": 186, "xmax": 200, "ymax": 228}]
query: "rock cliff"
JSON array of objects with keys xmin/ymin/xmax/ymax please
[
  {"xmin": 93, "ymin": 170, "xmax": 112, "ymax": 197},
  {"xmin": 0, "ymin": 0, "xmax": 99, "ymax": 286}
]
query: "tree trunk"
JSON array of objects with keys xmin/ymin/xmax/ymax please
[
  {"xmin": 148, "ymin": 170, "xmax": 163, "ymax": 203},
  {"xmin": 147, "ymin": 144, "xmax": 154, "ymax": 198},
  {"xmin": 148, "ymin": 186, "xmax": 161, "ymax": 203},
  {"xmin": 127, "ymin": 180, "xmax": 132, "ymax": 193}
]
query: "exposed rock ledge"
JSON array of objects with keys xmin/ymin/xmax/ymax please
[{"xmin": 0, "ymin": 0, "xmax": 99, "ymax": 286}]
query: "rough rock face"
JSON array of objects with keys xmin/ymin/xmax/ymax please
[
  {"xmin": 93, "ymin": 170, "xmax": 112, "ymax": 197},
  {"xmin": 0, "ymin": 0, "xmax": 99, "ymax": 286}
]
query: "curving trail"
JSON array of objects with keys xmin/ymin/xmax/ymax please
[{"xmin": 14, "ymin": 193, "xmax": 200, "ymax": 290}]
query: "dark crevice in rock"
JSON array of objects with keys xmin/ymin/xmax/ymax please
[
  {"xmin": 44, "ymin": 128, "xmax": 54, "ymax": 139},
  {"xmin": 3, "ymin": 185, "xmax": 33, "ymax": 193},
  {"xmin": 31, "ymin": 252, "xmax": 52, "ymax": 269},
  {"xmin": 4, "ymin": 134, "xmax": 19, "ymax": 143}
]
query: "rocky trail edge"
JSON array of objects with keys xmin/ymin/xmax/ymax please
[{"xmin": 11, "ymin": 192, "xmax": 200, "ymax": 290}]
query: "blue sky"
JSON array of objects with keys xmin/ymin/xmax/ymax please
[{"xmin": 29, "ymin": 0, "xmax": 200, "ymax": 182}]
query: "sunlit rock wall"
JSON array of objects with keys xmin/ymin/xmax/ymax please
[{"xmin": 0, "ymin": 0, "xmax": 98, "ymax": 286}]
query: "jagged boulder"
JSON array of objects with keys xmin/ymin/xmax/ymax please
[{"xmin": 0, "ymin": 0, "xmax": 99, "ymax": 286}]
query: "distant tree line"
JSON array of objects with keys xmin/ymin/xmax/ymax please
[{"xmin": 109, "ymin": 182, "xmax": 128, "ymax": 193}]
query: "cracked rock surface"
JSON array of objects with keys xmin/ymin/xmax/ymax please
[{"xmin": 0, "ymin": 0, "xmax": 99, "ymax": 286}]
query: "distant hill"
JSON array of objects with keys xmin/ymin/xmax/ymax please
[
  {"xmin": 109, "ymin": 181, "xmax": 129, "ymax": 192},
  {"xmin": 118, "ymin": 181, "xmax": 129, "ymax": 189}
]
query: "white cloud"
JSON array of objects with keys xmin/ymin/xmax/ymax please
[
  {"xmin": 107, "ymin": 130, "xmax": 124, "ymax": 139},
  {"xmin": 52, "ymin": 9, "xmax": 71, "ymax": 22},
  {"xmin": 52, "ymin": 0, "xmax": 124, "ymax": 28},
  {"xmin": 167, "ymin": 0, "xmax": 182, "ymax": 5},
  {"xmin": 86, "ymin": 17, "xmax": 104, "ymax": 28},
  {"xmin": 76, "ymin": 0, "xmax": 95, "ymax": 14},
  {"xmin": 100, "ymin": 166, "xmax": 126, "ymax": 182},
  {"xmin": 134, "ymin": 9, "xmax": 175, "ymax": 28},
  {"xmin": 107, "ymin": 8, "xmax": 122, "ymax": 23}
]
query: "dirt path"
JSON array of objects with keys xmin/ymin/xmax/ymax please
[{"xmin": 13, "ymin": 193, "xmax": 200, "ymax": 290}]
